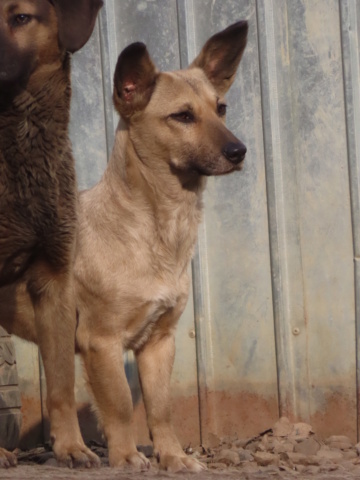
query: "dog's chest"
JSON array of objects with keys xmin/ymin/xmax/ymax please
[
  {"xmin": 0, "ymin": 101, "xmax": 77, "ymax": 272},
  {"xmin": 123, "ymin": 275, "xmax": 188, "ymax": 351}
]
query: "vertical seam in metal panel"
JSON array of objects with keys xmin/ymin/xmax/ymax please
[
  {"xmin": 98, "ymin": 12, "xmax": 111, "ymax": 162},
  {"xmin": 341, "ymin": 0, "xmax": 360, "ymax": 256},
  {"xmin": 255, "ymin": 0, "xmax": 281, "ymax": 422},
  {"xmin": 176, "ymin": 0, "xmax": 216, "ymax": 443},
  {"xmin": 98, "ymin": 0, "xmax": 117, "ymax": 160},
  {"xmin": 256, "ymin": 0, "xmax": 303, "ymax": 419},
  {"xmin": 176, "ymin": 0, "xmax": 189, "ymax": 69},
  {"xmin": 285, "ymin": 0, "xmax": 311, "ymax": 425},
  {"xmin": 349, "ymin": 0, "xmax": 360, "ymax": 443},
  {"xmin": 255, "ymin": 0, "xmax": 281, "ymax": 419},
  {"xmin": 281, "ymin": 0, "xmax": 311, "ymax": 424},
  {"xmin": 339, "ymin": 0, "xmax": 360, "ymax": 441}
]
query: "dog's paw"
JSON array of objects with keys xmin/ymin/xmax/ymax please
[
  {"xmin": 0, "ymin": 448, "xmax": 17, "ymax": 468},
  {"xmin": 110, "ymin": 450, "xmax": 151, "ymax": 470},
  {"xmin": 160, "ymin": 454, "xmax": 206, "ymax": 473},
  {"xmin": 54, "ymin": 443, "xmax": 101, "ymax": 468}
]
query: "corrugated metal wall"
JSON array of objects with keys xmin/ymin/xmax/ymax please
[{"xmin": 13, "ymin": 0, "xmax": 360, "ymax": 447}]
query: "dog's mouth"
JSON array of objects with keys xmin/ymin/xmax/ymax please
[
  {"xmin": 211, "ymin": 157, "xmax": 246, "ymax": 176},
  {"xmin": 203, "ymin": 141, "xmax": 247, "ymax": 176},
  {"xmin": 169, "ymin": 140, "xmax": 246, "ymax": 178},
  {"xmin": 184, "ymin": 154, "xmax": 245, "ymax": 177}
]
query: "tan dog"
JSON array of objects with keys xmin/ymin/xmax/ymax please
[
  {"xmin": 74, "ymin": 21, "xmax": 248, "ymax": 472},
  {"xmin": 0, "ymin": 0, "xmax": 102, "ymax": 468}
]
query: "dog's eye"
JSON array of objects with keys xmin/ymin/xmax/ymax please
[
  {"xmin": 170, "ymin": 111, "xmax": 195, "ymax": 124},
  {"xmin": 13, "ymin": 14, "xmax": 32, "ymax": 27},
  {"xmin": 217, "ymin": 103, "xmax": 227, "ymax": 117}
]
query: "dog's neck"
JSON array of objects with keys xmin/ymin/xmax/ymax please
[
  {"xmin": 0, "ymin": 54, "xmax": 71, "ymax": 136},
  {"xmin": 105, "ymin": 119, "xmax": 207, "ymax": 263}
]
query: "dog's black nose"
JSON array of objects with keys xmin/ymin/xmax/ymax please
[{"xmin": 222, "ymin": 142, "xmax": 247, "ymax": 164}]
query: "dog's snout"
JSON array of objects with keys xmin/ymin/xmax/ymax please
[
  {"xmin": 0, "ymin": 42, "xmax": 32, "ymax": 93},
  {"xmin": 222, "ymin": 142, "xmax": 247, "ymax": 164}
]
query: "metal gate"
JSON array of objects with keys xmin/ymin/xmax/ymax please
[{"xmin": 12, "ymin": 0, "xmax": 360, "ymax": 447}]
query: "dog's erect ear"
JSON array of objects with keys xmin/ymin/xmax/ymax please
[
  {"xmin": 113, "ymin": 42, "xmax": 158, "ymax": 120},
  {"xmin": 190, "ymin": 20, "xmax": 248, "ymax": 96},
  {"xmin": 50, "ymin": 0, "xmax": 103, "ymax": 53}
]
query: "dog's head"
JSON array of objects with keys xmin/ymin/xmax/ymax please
[
  {"xmin": 0, "ymin": 0, "xmax": 103, "ymax": 92},
  {"xmin": 113, "ymin": 21, "xmax": 248, "ymax": 177}
]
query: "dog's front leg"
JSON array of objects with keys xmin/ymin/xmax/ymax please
[
  {"xmin": 81, "ymin": 331, "xmax": 150, "ymax": 470},
  {"xmin": 136, "ymin": 326, "xmax": 205, "ymax": 473},
  {"xmin": 31, "ymin": 271, "xmax": 99, "ymax": 468}
]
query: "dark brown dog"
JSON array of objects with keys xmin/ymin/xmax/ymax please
[
  {"xmin": 74, "ymin": 21, "xmax": 248, "ymax": 472},
  {"xmin": 0, "ymin": 0, "xmax": 102, "ymax": 468}
]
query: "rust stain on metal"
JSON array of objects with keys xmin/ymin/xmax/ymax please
[
  {"xmin": 310, "ymin": 391, "xmax": 356, "ymax": 443},
  {"xmin": 17, "ymin": 390, "xmax": 358, "ymax": 449},
  {"xmin": 200, "ymin": 390, "xmax": 279, "ymax": 444}
]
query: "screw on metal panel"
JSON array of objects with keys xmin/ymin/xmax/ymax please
[
  {"xmin": 189, "ymin": 329, "xmax": 196, "ymax": 338},
  {"xmin": 292, "ymin": 327, "xmax": 300, "ymax": 335}
]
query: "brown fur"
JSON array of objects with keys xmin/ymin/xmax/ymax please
[
  {"xmin": 74, "ymin": 21, "xmax": 248, "ymax": 472},
  {"xmin": 0, "ymin": 0, "xmax": 102, "ymax": 469}
]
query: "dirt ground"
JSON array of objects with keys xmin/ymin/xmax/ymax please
[
  {"xmin": 2, "ymin": 465, "xmax": 360, "ymax": 480},
  {"xmin": 3, "ymin": 417, "xmax": 360, "ymax": 479}
]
